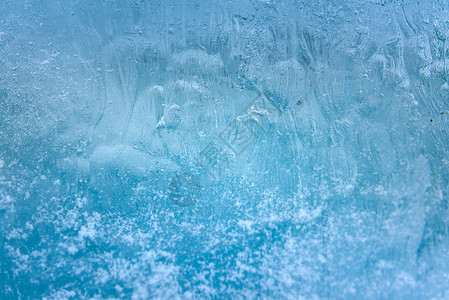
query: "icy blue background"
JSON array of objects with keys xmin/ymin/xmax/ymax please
[{"xmin": 1, "ymin": 0, "xmax": 449, "ymax": 298}]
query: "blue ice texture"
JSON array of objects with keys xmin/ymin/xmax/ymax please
[{"xmin": 1, "ymin": 0, "xmax": 449, "ymax": 299}]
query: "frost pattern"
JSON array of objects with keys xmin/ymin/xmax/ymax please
[{"xmin": 1, "ymin": 0, "xmax": 449, "ymax": 298}]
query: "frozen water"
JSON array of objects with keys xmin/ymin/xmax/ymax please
[{"xmin": 1, "ymin": 0, "xmax": 449, "ymax": 298}]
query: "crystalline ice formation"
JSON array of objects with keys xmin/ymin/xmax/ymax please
[{"xmin": 1, "ymin": 0, "xmax": 449, "ymax": 299}]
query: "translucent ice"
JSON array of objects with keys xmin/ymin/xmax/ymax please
[{"xmin": 1, "ymin": 0, "xmax": 449, "ymax": 298}]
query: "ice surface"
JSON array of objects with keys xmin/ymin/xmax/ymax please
[{"xmin": 1, "ymin": 0, "xmax": 449, "ymax": 298}]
